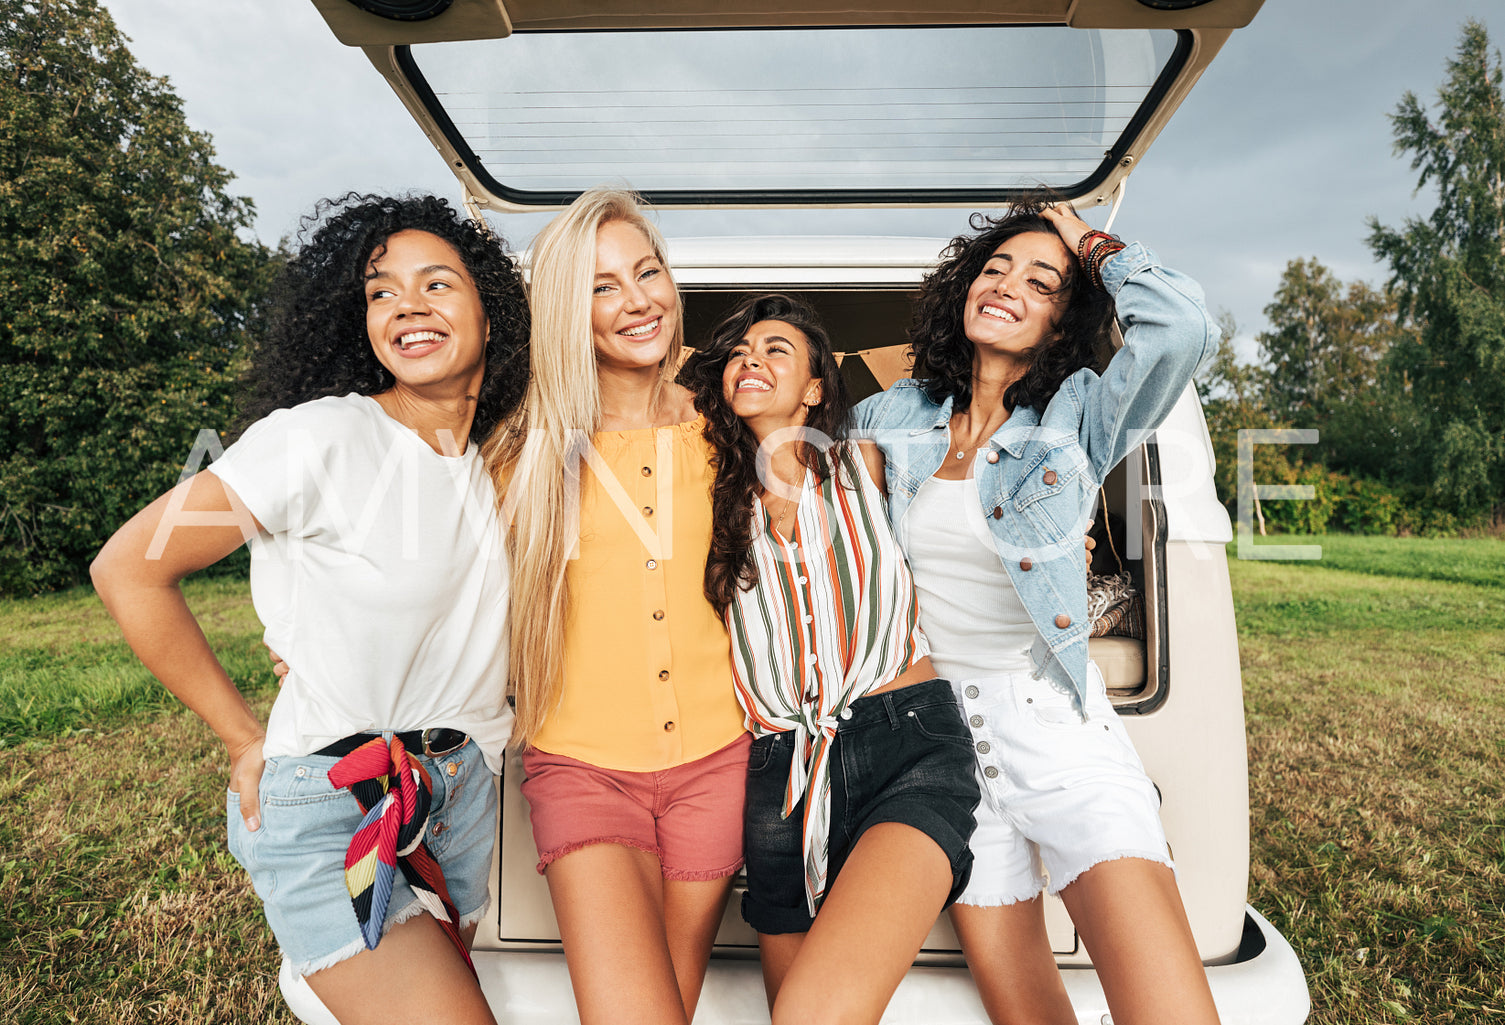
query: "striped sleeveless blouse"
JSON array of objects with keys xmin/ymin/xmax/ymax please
[{"xmin": 725, "ymin": 443, "xmax": 929, "ymax": 913}]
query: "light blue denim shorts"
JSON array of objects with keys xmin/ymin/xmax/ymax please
[{"xmin": 227, "ymin": 737, "xmax": 498, "ymax": 976}]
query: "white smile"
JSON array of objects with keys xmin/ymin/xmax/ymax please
[
  {"xmin": 397, "ymin": 330, "xmax": 446, "ymax": 349},
  {"xmin": 980, "ymin": 304, "xmax": 1019, "ymax": 323},
  {"xmin": 735, "ymin": 378, "xmax": 772, "ymax": 392},
  {"xmin": 620, "ymin": 318, "xmax": 660, "ymax": 337}
]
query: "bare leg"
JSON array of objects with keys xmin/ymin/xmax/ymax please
[
  {"xmin": 771, "ymin": 823, "xmax": 953, "ymax": 1025},
  {"xmin": 756, "ymin": 932, "xmax": 805, "ymax": 1010},
  {"xmin": 949, "ymin": 897, "xmax": 1075, "ymax": 1025},
  {"xmin": 304, "ymin": 912, "xmax": 497, "ymax": 1025},
  {"xmin": 663, "ymin": 875, "xmax": 736, "ymax": 1021},
  {"xmin": 1058, "ymin": 858, "xmax": 1220, "ymax": 1025},
  {"xmin": 545, "ymin": 844, "xmax": 688, "ymax": 1025}
]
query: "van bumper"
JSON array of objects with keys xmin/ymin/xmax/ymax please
[{"xmin": 281, "ymin": 906, "xmax": 1308, "ymax": 1025}]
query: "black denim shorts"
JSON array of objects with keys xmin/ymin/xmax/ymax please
[{"xmin": 741, "ymin": 677, "xmax": 981, "ymax": 934}]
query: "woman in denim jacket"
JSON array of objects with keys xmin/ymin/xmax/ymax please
[{"xmin": 853, "ymin": 199, "xmax": 1221, "ymax": 1025}]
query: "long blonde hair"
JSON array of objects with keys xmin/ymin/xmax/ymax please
[{"xmin": 484, "ymin": 187, "xmax": 684, "ymax": 747}]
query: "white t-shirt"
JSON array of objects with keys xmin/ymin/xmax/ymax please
[
  {"xmin": 901, "ymin": 474, "xmax": 1040, "ymax": 683},
  {"xmin": 211, "ymin": 394, "xmax": 513, "ymax": 771}
]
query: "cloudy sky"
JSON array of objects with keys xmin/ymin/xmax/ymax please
[{"xmin": 100, "ymin": 0, "xmax": 1505, "ymax": 355}]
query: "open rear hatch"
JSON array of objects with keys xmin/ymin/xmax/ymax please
[{"xmin": 312, "ymin": 0, "xmax": 1263, "ymax": 212}]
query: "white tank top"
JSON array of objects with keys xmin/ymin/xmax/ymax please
[{"xmin": 901, "ymin": 474, "xmax": 1039, "ymax": 682}]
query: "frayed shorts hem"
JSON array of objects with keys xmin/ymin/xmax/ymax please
[
  {"xmin": 1046, "ymin": 850, "xmax": 1175, "ymax": 896},
  {"xmin": 952, "ymin": 879, "xmax": 1048, "ymax": 909},
  {"xmin": 538, "ymin": 835, "xmax": 745, "ymax": 883},
  {"xmin": 457, "ymin": 896, "xmax": 493, "ymax": 931},
  {"xmin": 536, "ymin": 835, "xmax": 660, "ymax": 874},
  {"xmin": 665, "ymin": 857, "xmax": 744, "ymax": 882},
  {"xmin": 291, "ymin": 896, "xmax": 491, "ymax": 978},
  {"xmin": 293, "ymin": 937, "xmax": 370, "ymax": 979}
]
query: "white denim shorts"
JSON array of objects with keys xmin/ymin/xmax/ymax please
[{"xmin": 950, "ymin": 663, "xmax": 1171, "ymax": 907}]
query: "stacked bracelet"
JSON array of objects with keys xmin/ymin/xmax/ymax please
[
  {"xmin": 1076, "ymin": 231, "xmax": 1126, "ymax": 291},
  {"xmin": 1087, "ymin": 239, "xmax": 1126, "ymax": 290},
  {"xmin": 1076, "ymin": 229, "xmax": 1114, "ymax": 267}
]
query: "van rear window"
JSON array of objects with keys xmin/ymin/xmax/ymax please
[{"xmin": 399, "ymin": 24, "xmax": 1185, "ymax": 206}]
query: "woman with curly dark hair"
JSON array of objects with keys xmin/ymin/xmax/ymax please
[
  {"xmin": 681, "ymin": 294, "xmax": 979, "ymax": 1025},
  {"xmin": 92, "ymin": 193, "xmax": 528, "ymax": 1025},
  {"xmin": 854, "ymin": 198, "xmax": 1222, "ymax": 1025},
  {"xmin": 237, "ymin": 192, "xmax": 530, "ymax": 441}
]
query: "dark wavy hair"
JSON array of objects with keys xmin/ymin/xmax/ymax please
[
  {"xmin": 235, "ymin": 192, "xmax": 529, "ymax": 439},
  {"xmin": 911, "ymin": 194, "xmax": 1115, "ymax": 414},
  {"xmin": 679, "ymin": 293, "xmax": 853, "ymax": 615}
]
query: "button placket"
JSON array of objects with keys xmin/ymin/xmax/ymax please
[
  {"xmin": 639, "ymin": 433, "xmax": 678, "ymax": 760},
  {"xmin": 960, "ymin": 683, "xmax": 1003, "ymax": 789}
]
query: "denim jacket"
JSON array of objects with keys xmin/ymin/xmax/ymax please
[{"xmin": 853, "ymin": 242, "xmax": 1218, "ymax": 716}]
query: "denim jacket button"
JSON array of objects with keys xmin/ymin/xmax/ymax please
[
  {"xmin": 986, "ymin": 451, "xmax": 1000, "ymax": 464},
  {"xmin": 1054, "ymin": 613, "xmax": 1072, "ymax": 629},
  {"xmin": 1042, "ymin": 468, "xmax": 1057, "ymax": 485},
  {"xmin": 991, "ymin": 506, "xmax": 1003, "ymax": 519},
  {"xmin": 1019, "ymin": 558, "xmax": 1033, "ymax": 571}
]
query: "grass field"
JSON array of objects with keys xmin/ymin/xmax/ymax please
[
  {"xmin": 1231, "ymin": 536, "xmax": 1505, "ymax": 1023},
  {"xmin": 2, "ymin": 537, "xmax": 1502, "ymax": 1023}
]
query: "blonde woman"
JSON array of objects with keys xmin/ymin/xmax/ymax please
[{"xmin": 484, "ymin": 188, "xmax": 747, "ymax": 1025}]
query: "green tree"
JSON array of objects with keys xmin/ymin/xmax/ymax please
[
  {"xmin": 0, "ymin": 0, "xmax": 275, "ymax": 592},
  {"xmin": 1197, "ymin": 310, "xmax": 1266, "ymax": 411},
  {"xmin": 1368, "ymin": 19, "xmax": 1505, "ymax": 524},
  {"xmin": 1256, "ymin": 257, "xmax": 1400, "ymax": 426},
  {"xmin": 1197, "ymin": 311, "xmax": 1280, "ymax": 529}
]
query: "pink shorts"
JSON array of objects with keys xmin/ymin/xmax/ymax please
[{"xmin": 520, "ymin": 733, "xmax": 751, "ymax": 881}]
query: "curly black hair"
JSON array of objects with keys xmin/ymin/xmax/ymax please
[
  {"xmin": 911, "ymin": 194, "xmax": 1116, "ymax": 415},
  {"xmin": 679, "ymin": 293, "xmax": 854, "ymax": 616},
  {"xmin": 235, "ymin": 192, "xmax": 529, "ymax": 440}
]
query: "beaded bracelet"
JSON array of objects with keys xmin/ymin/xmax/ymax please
[
  {"xmin": 1079, "ymin": 234, "xmax": 1116, "ymax": 286},
  {"xmin": 1087, "ymin": 239, "xmax": 1126, "ymax": 291},
  {"xmin": 1076, "ymin": 229, "xmax": 1115, "ymax": 268}
]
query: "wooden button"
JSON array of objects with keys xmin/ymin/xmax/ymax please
[
  {"xmin": 642, "ymin": 505, "xmax": 653, "ymax": 516},
  {"xmin": 652, "ymin": 610, "xmax": 665, "ymax": 621},
  {"xmin": 1054, "ymin": 613, "xmax": 1072, "ymax": 629},
  {"xmin": 641, "ymin": 466, "xmax": 653, "ymax": 477},
  {"xmin": 991, "ymin": 506, "xmax": 1003, "ymax": 519},
  {"xmin": 658, "ymin": 670, "xmax": 670, "ymax": 681},
  {"xmin": 1042, "ymin": 468, "xmax": 1057, "ymax": 485},
  {"xmin": 663, "ymin": 721, "xmax": 676, "ymax": 732}
]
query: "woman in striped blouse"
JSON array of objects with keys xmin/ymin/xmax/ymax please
[{"xmin": 680, "ymin": 293, "xmax": 981, "ymax": 1024}]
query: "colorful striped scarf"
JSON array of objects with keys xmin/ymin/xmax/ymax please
[{"xmin": 326, "ymin": 735, "xmax": 474, "ymax": 974}]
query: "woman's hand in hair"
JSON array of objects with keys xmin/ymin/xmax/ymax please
[{"xmin": 1041, "ymin": 204, "xmax": 1095, "ymax": 265}]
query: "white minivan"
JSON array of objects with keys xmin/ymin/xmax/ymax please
[{"xmin": 294, "ymin": 2, "xmax": 1309, "ymax": 1022}]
